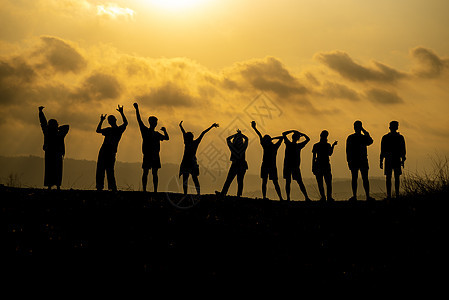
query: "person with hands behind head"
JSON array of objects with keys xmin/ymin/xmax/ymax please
[
  {"xmin": 133, "ymin": 102, "xmax": 169, "ymax": 193},
  {"xmin": 179, "ymin": 120, "xmax": 219, "ymax": 195},
  {"xmin": 251, "ymin": 121, "xmax": 283, "ymax": 201},
  {"xmin": 38, "ymin": 106, "xmax": 69, "ymax": 190},
  {"xmin": 216, "ymin": 129, "xmax": 249, "ymax": 198},
  {"xmin": 95, "ymin": 105, "xmax": 128, "ymax": 191},
  {"xmin": 282, "ymin": 129, "xmax": 311, "ymax": 202}
]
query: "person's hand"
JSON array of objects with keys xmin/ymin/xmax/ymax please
[
  {"xmin": 401, "ymin": 161, "xmax": 405, "ymax": 168},
  {"xmin": 332, "ymin": 141, "xmax": 338, "ymax": 147},
  {"xmin": 380, "ymin": 160, "xmax": 383, "ymax": 169},
  {"xmin": 251, "ymin": 121, "xmax": 256, "ymax": 128},
  {"xmin": 236, "ymin": 129, "xmax": 242, "ymax": 134},
  {"xmin": 100, "ymin": 114, "xmax": 107, "ymax": 121},
  {"xmin": 133, "ymin": 103, "xmax": 138, "ymax": 109},
  {"xmin": 212, "ymin": 123, "xmax": 219, "ymax": 128},
  {"xmin": 116, "ymin": 105, "xmax": 124, "ymax": 113},
  {"xmin": 179, "ymin": 120, "xmax": 183, "ymax": 126},
  {"xmin": 39, "ymin": 106, "xmax": 44, "ymax": 111},
  {"xmin": 161, "ymin": 126, "xmax": 167, "ymax": 132}
]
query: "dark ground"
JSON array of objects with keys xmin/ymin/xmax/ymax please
[{"xmin": 0, "ymin": 185, "xmax": 447, "ymax": 288}]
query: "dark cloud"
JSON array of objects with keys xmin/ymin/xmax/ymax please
[
  {"xmin": 32, "ymin": 36, "xmax": 86, "ymax": 73},
  {"xmin": 71, "ymin": 72, "xmax": 121, "ymax": 101},
  {"xmin": 316, "ymin": 51, "xmax": 406, "ymax": 83},
  {"xmin": 365, "ymin": 88, "xmax": 403, "ymax": 104},
  {"xmin": 138, "ymin": 82, "xmax": 195, "ymax": 108},
  {"xmin": 227, "ymin": 57, "xmax": 307, "ymax": 97},
  {"xmin": 321, "ymin": 81, "xmax": 360, "ymax": 101},
  {"xmin": 411, "ymin": 47, "xmax": 449, "ymax": 78},
  {"xmin": 0, "ymin": 57, "xmax": 37, "ymax": 104}
]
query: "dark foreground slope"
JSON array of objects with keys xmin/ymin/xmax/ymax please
[{"xmin": 0, "ymin": 186, "xmax": 446, "ymax": 286}]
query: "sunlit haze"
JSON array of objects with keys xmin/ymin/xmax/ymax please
[{"xmin": 0, "ymin": 0, "xmax": 448, "ymax": 183}]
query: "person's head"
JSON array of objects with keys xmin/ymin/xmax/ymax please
[
  {"xmin": 108, "ymin": 115, "xmax": 117, "ymax": 126},
  {"xmin": 292, "ymin": 132, "xmax": 301, "ymax": 142},
  {"xmin": 353, "ymin": 120, "xmax": 363, "ymax": 133},
  {"xmin": 48, "ymin": 119, "xmax": 58, "ymax": 133},
  {"xmin": 185, "ymin": 132, "xmax": 194, "ymax": 143},
  {"xmin": 262, "ymin": 134, "xmax": 271, "ymax": 145},
  {"xmin": 320, "ymin": 130, "xmax": 329, "ymax": 141},
  {"xmin": 233, "ymin": 133, "xmax": 244, "ymax": 147},
  {"xmin": 389, "ymin": 120, "xmax": 399, "ymax": 132},
  {"xmin": 148, "ymin": 116, "xmax": 158, "ymax": 129}
]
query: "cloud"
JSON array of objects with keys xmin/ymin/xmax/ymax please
[
  {"xmin": 34, "ymin": 36, "xmax": 87, "ymax": 73},
  {"xmin": 411, "ymin": 47, "xmax": 449, "ymax": 78},
  {"xmin": 137, "ymin": 82, "xmax": 196, "ymax": 108},
  {"xmin": 316, "ymin": 51, "xmax": 406, "ymax": 83},
  {"xmin": 321, "ymin": 81, "xmax": 360, "ymax": 101},
  {"xmin": 365, "ymin": 88, "xmax": 403, "ymax": 104},
  {"xmin": 0, "ymin": 57, "xmax": 36, "ymax": 104},
  {"xmin": 224, "ymin": 57, "xmax": 307, "ymax": 98},
  {"xmin": 96, "ymin": 3, "xmax": 135, "ymax": 20},
  {"xmin": 72, "ymin": 72, "xmax": 122, "ymax": 101}
]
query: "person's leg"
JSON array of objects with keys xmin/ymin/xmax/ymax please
[
  {"xmin": 324, "ymin": 172, "xmax": 333, "ymax": 201},
  {"xmin": 385, "ymin": 174, "xmax": 392, "ymax": 199},
  {"xmin": 316, "ymin": 174, "xmax": 325, "ymax": 201},
  {"xmin": 350, "ymin": 168, "xmax": 359, "ymax": 199},
  {"xmin": 296, "ymin": 178, "xmax": 310, "ymax": 201},
  {"xmin": 142, "ymin": 168, "xmax": 149, "ymax": 192},
  {"xmin": 192, "ymin": 175, "xmax": 200, "ymax": 195},
  {"xmin": 285, "ymin": 177, "xmax": 291, "ymax": 201},
  {"xmin": 262, "ymin": 177, "xmax": 268, "ymax": 199},
  {"xmin": 361, "ymin": 168, "xmax": 371, "ymax": 200},
  {"xmin": 236, "ymin": 169, "xmax": 246, "ymax": 197},
  {"xmin": 272, "ymin": 179, "xmax": 283, "ymax": 201},
  {"xmin": 182, "ymin": 174, "xmax": 189, "ymax": 195},
  {"xmin": 394, "ymin": 170, "xmax": 401, "ymax": 198},
  {"xmin": 221, "ymin": 165, "xmax": 237, "ymax": 196},
  {"xmin": 152, "ymin": 168, "xmax": 159, "ymax": 193},
  {"xmin": 96, "ymin": 153, "xmax": 105, "ymax": 191},
  {"xmin": 106, "ymin": 166, "xmax": 117, "ymax": 191}
]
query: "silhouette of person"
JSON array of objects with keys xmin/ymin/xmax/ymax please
[
  {"xmin": 312, "ymin": 130, "xmax": 337, "ymax": 202},
  {"xmin": 133, "ymin": 103, "xmax": 169, "ymax": 192},
  {"xmin": 38, "ymin": 106, "xmax": 69, "ymax": 190},
  {"xmin": 380, "ymin": 121, "xmax": 406, "ymax": 199},
  {"xmin": 346, "ymin": 120, "xmax": 374, "ymax": 201},
  {"xmin": 179, "ymin": 121, "xmax": 219, "ymax": 195},
  {"xmin": 216, "ymin": 130, "xmax": 249, "ymax": 198},
  {"xmin": 282, "ymin": 130, "xmax": 311, "ymax": 202},
  {"xmin": 96, "ymin": 105, "xmax": 128, "ymax": 191},
  {"xmin": 251, "ymin": 121, "xmax": 283, "ymax": 201}
]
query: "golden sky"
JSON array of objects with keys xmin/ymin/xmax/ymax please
[{"xmin": 1, "ymin": 0, "xmax": 449, "ymax": 179}]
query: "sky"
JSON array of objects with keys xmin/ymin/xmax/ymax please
[{"xmin": 1, "ymin": 0, "xmax": 449, "ymax": 180}]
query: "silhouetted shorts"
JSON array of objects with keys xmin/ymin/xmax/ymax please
[
  {"xmin": 179, "ymin": 159, "xmax": 200, "ymax": 177},
  {"xmin": 261, "ymin": 162, "xmax": 278, "ymax": 180},
  {"xmin": 384, "ymin": 158, "xmax": 402, "ymax": 176},
  {"xmin": 283, "ymin": 166, "xmax": 302, "ymax": 181},
  {"xmin": 142, "ymin": 154, "xmax": 161, "ymax": 170},
  {"xmin": 348, "ymin": 159, "xmax": 369, "ymax": 171}
]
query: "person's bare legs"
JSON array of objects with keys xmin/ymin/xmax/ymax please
[
  {"xmin": 350, "ymin": 169, "xmax": 359, "ymax": 200},
  {"xmin": 152, "ymin": 168, "xmax": 159, "ymax": 193},
  {"xmin": 182, "ymin": 174, "xmax": 189, "ymax": 195},
  {"xmin": 394, "ymin": 171, "xmax": 400, "ymax": 198},
  {"xmin": 285, "ymin": 178, "xmax": 291, "ymax": 201},
  {"xmin": 262, "ymin": 177, "xmax": 268, "ymax": 199},
  {"xmin": 316, "ymin": 174, "xmax": 325, "ymax": 201},
  {"xmin": 192, "ymin": 175, "xmax": 200, "ymax": 195},
  {"xmin": 296, "ymin": 178, "xmax": 310, "ymax": 201},
  {"xmin": 142, "ymin": 169, "xmax": 149, "ymax": 192},
  {"xmin": 272, "ymin": 179, "xmax": 283, "ymax": 201},
  {"xmin": 386, "ymin": 174, "xmax": 392, "ymax": 199}
]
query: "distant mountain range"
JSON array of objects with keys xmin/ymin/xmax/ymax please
[{"xmin": 0, "ymin": 155, "xmax": 388, "ymax": 200}]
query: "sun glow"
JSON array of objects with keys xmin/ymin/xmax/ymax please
[{"xmin": 149, "ymin": 0, "xmax": 209, "ymax": 11}]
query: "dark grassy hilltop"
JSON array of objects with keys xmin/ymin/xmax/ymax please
[{"xmin": 0, "ymin": 185, "xmax": 447, "ymax": 287}]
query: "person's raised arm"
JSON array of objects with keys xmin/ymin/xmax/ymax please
[
  {"xmin": 133, "ymin": 102, "xmax": 146, "ymax": 131},
  {"xmin": 117, "ymin": 105, "xmax": 128, "ymax": 127},
  {"xmin": 282, "ymin": 130, "xmax": 295, "ymax": 143},
  {"xmin": 59, "ymin": 125, "xmax": 70, "ymax": 137},
  {"xmin": 251, "ymin": 121, "xmax": 263, "ymax": 143},
  {"xmin": 298, "ymin": 132, "xmax": 311, "ymax": 147},
  {"xmin": 361, "ymin": 126, "xmax": 373, "ymax": 146},
  {"xmin": 272, "ymin": 136, "xmax": 284, "ymax": 147},
  {"xmin": 197, "ymin": 122, "xmax": 219, "ymax": 142},
  {"xmin": 96, "ymin": 114, "xmax": 107, "ymax": 133},
  {"xmin": 226, "ymin": 133, "xmax": 236, "ymax": 148},
  {"xmin": 38, "ymin": 106, "xmax": 47, "ymax": 132},
  {"xmin": 161, "ymin": 126, "xmax": 169, "ymax": 141},
  {"xmin": 242, "ymin": 133, "xmax": 249, "ymax": 150},
  {"xmin": 179, "ymin": 121, "xmax": 186, "ymax": 135}
]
